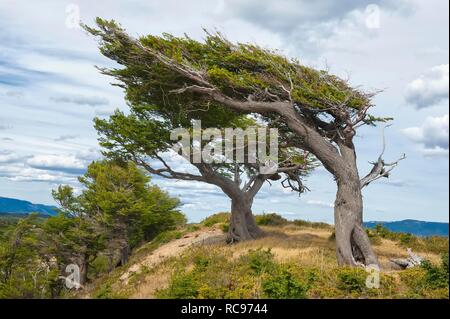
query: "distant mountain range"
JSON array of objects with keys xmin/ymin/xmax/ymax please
[
  {"xmin": 0, "ymin": 196, "xmax": 448, "ymax": 236},
  {"xmin": 0, "ymin": 196, "xmax": 56, "ymax": 216},
  {"xmin": 364, "ymin": 219, "xmax": 449, "ymax": 237}
]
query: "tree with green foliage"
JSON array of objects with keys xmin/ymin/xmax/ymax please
[
  {"xmin": 85, "ymin": 23, "xmax": 316, "ymax": 243},
  {"xmin": 95, "ymin": 108, "xmax": 314, "ymax": 242},
  {"xmin": 79, "ymin": 160, "xmax": 183, "ymax": 266},
  {"xmin": 85, "ymin": 19, "xmax": 405, "ymax": 267},
  {"xmin": 0, "ymin": 214, "xmax": 60, "ymax": 298},
  {"xmin": 47, "ymin": 160, "xmax": 183, "ymax": 284},
  {"xmin": 46, "ymin": 185, "xmax": 105, "ymax": 286}
]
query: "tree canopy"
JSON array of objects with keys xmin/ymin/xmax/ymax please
[{"xmin": 85, "ymin": 18, "xmax": 405, "ymax": 266}]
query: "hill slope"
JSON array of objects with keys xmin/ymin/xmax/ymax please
[
  {"xmin": 82, "ymin": 216, "xmax": 449, "ymax": 299},
  {"xmin": 0, "ymin": 196, "xmax": 56, "ymax": 216},
  {"xmin": 364, "ymin": 220, "xmax": 449, "ymax": 237}
]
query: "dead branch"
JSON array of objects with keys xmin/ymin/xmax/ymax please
[{"xmin": 360, "ymin": 125, "xmax": 406, "ymax": 189}]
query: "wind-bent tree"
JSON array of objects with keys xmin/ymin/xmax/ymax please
[
  {"xmin": 95, "ymin": 106, "xmax": 313, "ymax": 242},
  {"xmin": 86, "ymin": 19, "xmax": 405, "ymax": 267},
  {"xmin": 84, "ymin": 22, "xmax": 313, "ymax": 243}
]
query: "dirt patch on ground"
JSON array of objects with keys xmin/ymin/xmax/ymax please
[{"xmin": 120, "ymin": 228, "xmax": 226, "ymax": 284}]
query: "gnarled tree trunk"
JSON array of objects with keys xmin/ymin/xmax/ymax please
[
  {"xmin": 228, "ymin": 194, "xmax": 264, "ymax": 243},
  {"xmin": 334, "ymin": 142, "xmax": 379, "ymax": 267},
  {"xmin": 119, "ymin": 244, "xmax": 130, "ymax": 266},
  {"xmin": 78, "ymin": 254, "xmax": 88, "ymax": 286}
]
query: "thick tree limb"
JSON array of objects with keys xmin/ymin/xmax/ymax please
[
  {"xmin": 136, "ymin": 155, "xmax": 206, "ymax": 182},
  {"xmin": 170, "ymin": 84, "xmax": 290, "ymax": 114}
]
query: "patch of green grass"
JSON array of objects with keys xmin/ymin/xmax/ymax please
[
  {"xmin": 201, "ymin": 213, "xmax": 230, "ymax": 227},
  {"xmin": 292, "ymin": 219, "xmax": 332, "ymax": 230},
  {"xmin": 255, "ymin": 213, "xmax": 288, "ymax": 226}
]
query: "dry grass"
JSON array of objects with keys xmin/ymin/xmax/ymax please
[{"xmin": 84, "ymin": 223, "xmax": 446, "ymax": 299}]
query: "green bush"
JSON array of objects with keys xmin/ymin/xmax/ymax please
[
  {"xmin": 201, "ymin": 213, "xmax": 230, "ymax": 227},
  {"xmin": 255, "ymin": 213, "xmax": 288, "ymax": 226},
  {"xmin": 262, "ymin": 267, "xmax": 308, "ymax": 299},
  {"xmin": 153, "ymin": 230, "xmax": 183, "ymax": 245},
  {"xmin": 366, "ymin": 229, "xmax": 383, "ymax": 245},
  {"xmin": 399, "ymin": 255, "xmax": 449, "ymax": 299},
  {"xmin": 336, "ymin": 267, "xmax": 366, "ymax": 293},
  {"xmin": 219, "ymin": 223, "xmax": 229, "ymax": 233},
  {"xmin": 157, "ymin": 271, "xmax": 199, "ymax": 299},
  {"xmin": 421, "ymin": 253, "xmax": 449, "ymax": 289},
  {"xmin": 245, "ymin": 248, "xmax": 275, "ymax": 274},
  {"xmin": 293, "ymin": 219, "xmax": 332, "ymax": 229}
]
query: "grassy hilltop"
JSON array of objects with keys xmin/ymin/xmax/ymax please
[{"xmin": 81, "ymin": 213, "xmax": 449, "ymax": 299}]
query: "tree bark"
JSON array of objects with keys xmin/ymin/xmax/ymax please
[
  {"xmin": 78, "ymin": 254, "xmax": 88, "ymax": 286},
  {"xmin": 119, "ymin": 244, "xmax": 130, "ymax": 266},
  {"xmin": 227, "ymin": 195, "xmax": 264, "ymax": 242},
  {"xmin": 334, "ymin": 143, "xmax": 379, "ymax": 267}
]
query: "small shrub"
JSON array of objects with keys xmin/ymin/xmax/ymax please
[
  {"xmin": 372, "ymin": 224, "xmax": 391, "ymax": 238},
  {"xmin": 262, "ymin": 267, "xmax": 308, "ymax": 299},
  {"xmin": 336, "ymin": 267, "xmax": 366, "ymax": 293},
  {"xmin": 155, "ymin": 230, "xmax": 183, "ymax": 244},
  {"xmin": 90, "ymin": 255, "xmax": 111, "ymax": 277},
  {"xmin": 400, "ymin": 267, "xmax": 427, "ymax": 295},
  {"xmin": 193, "ymin": 254, "xmax": 213, "ymax": 270},
  {"xmin": 157, "ymin": 271, "xmax": 199, "ymax": 299},
  {"xmin": 201, "ymin": 213, "xmax": 230, "ymax": 227},
  {"xmin": 366, "ymin": 229, "xmax": 382, "ymax": 245},
  {"xmin": 293, "ymin": 219, "xmax": 332, "ymax": 229},
  {"xmin": 219, "ymin": 223, "xmax": 229, "ymax": 233},
  {"xmin": 255, "ymin": 213, "xmax": 288, "ymax": 226},
  {"xmin": 421, "ymin": 253, "xmax": 449, "ymax": 289},
  {"xmin": 186, "ymin": 224, "xmax": 200, "ymax": 232},
  {"xmin": 245, "ymin": 248, "xmax": 275, "ymax": 274},
  {"xmin": 399, "ymin": 233, "xmax": 417, "ymax": 246},
  {"xmin": 92, "ymin": 282, "xmax": 129, "ymax": 299}
]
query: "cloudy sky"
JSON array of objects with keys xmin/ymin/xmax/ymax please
[{"xmin": 0, "ymin": 0, "xmax": 448, "ymax": 223}]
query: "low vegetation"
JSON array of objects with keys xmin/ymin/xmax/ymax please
[
  {"xmin": 366, "ymin": 224, "xmax": 449, "ymax": 254},
  {"xmin": 85, "ymin": 213, "xmax": 448, "ymax": 299}
]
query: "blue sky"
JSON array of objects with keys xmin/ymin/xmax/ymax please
[{"xmin": 0, "ymin": 0, "xmax": 448, "ymax": 223}]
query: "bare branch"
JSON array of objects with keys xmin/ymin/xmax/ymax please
[
  {"xmin": 135, "ymin": 154, "xmax": 206, "ymax": 182},
  {"xmin": 360, "ymin": 125, "xmax": 406, "ymax": 189}
]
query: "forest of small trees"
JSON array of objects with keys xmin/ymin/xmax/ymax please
[{"xmin": 0, "ymin": 160, "xmax": 184, "ymax": 298}]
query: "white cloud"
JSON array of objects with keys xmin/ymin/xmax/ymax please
[
  {"xmin": 422, "ymin": 147, "xmax": 449, "ymax": 158},
  {"xmin": 405, "ymin": 64, "xmax": 449, "ymax": 109},
  {"xmin": 27, "ymin": 154, "xmax": 87, "ymax": 174},
  {"xmin": 226, "ymin": 0, "xmax": 398, "ymax": 32},
  {"xmin": 306, "ymin": 199, "xmax": 335, "ymax": 208},
  {"xmin": 54, "ymin": 134, "xmax": 79, "ymax": 142},
  {"xmin": 50, "ymin": 94, "xmax": 109, "ymax": 106},
  {"xmin": 402, "ymin": 114, "xmax": 449, "ymax": 156},
  {"xmin": 0, "ymin": 150, "xmax": 26, "ymax": 164}
]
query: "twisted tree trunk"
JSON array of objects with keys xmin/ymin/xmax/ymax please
[
  {"xmin": 119, "ymin": 244, "xmax": 130, "ymax": 266},
  {"xmin": 78, "ymin": 253, "xmax": 88, "ymax": 286},
  {"xmin": 228, "ymin": 194, "xmax": 264, "ymax": 243},
  {"xmin": 334, "ymin": 142, "xmax": 379, "ymax": 267},
  {"xmin": 334, "ymin": 178, "xmax": 379, "ymax": 266}
]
